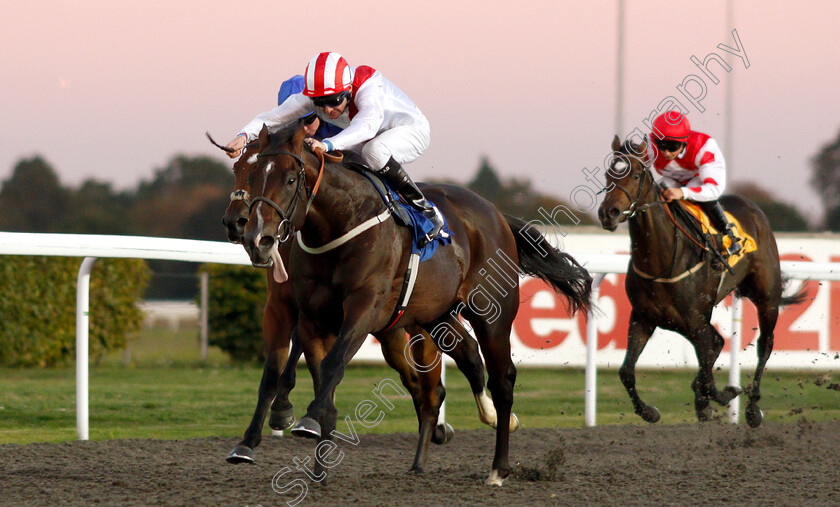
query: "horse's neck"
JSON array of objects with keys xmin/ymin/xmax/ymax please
[
  {"xmin": 628, "ymin": 203, "xmax": 682, "ymax": 272},
  {"xmin": 300, "ymin": 163, "xmax": 384, "ymax": 246}
]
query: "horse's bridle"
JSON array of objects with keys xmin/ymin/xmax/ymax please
[
  {"xmin": 608, "ymin": 156, "xmax": 713, "ymax": 254},
  {"xmin": 607, "ymin": 161, "xmax": 659, "ymax": 219},
  {"xmin": 248, "ymin": 149, "xmax": 308, "ymax": 244}
]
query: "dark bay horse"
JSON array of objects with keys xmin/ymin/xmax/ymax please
[
  {"xmin": 598, "ymin": 136, "xmax": 805, "ymax": 427},
  {"xmin": 240, "ymin": 122, "xmax": 591, "ymax": 485},
  {"xmin": 219, "ymin": 137, "xmax": 515, "ymax": 472}
]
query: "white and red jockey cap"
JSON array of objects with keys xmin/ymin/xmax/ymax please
[
  {"xmin": 303, "ymin": 52, "xmax": 352, "ymax": 98},
  {"xmin": 652, "ymin": 111, "xmax": 691, "ymax": 141}
]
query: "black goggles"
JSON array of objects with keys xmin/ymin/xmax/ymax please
[
  {"xmin": 312, "ymin": 92, "xmax": 347, "ymax": 108},
  {"xmin": 302, "ymin": 114, "xmax": 319, "ymax": 126},
  {"xmin": 654, "ymin": 139, "xmax": 686, "ymax": 152}
]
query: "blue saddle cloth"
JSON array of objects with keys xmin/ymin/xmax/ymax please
[{"xmin": 383, "ymin": 185, "xmax": 453, "ymax": 262}]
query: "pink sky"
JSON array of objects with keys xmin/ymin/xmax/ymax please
[{"xmin": 2, "ymin": 0, "xmax": 838, "ymax": 223}]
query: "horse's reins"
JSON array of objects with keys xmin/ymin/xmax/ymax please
[{"xmin": 608, "ymin": 155, "xmax": 727, "ymax": 281}]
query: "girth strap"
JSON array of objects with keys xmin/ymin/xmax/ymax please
[
  {"xmin": 632, "ymin": 260, "xmax": 705, "ymax": 283},
  {"xmin": 295, "ymin": 209, "xmax": 392, "ymax": 254},
  {"xmin": 382, "ymin": 253, "xmax": 421, "ymax": 332}
]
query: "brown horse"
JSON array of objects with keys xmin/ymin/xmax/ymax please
[
  {"xmin": 240, "ymin": 122, "xmax": 591, "ymax": 485},
  {"xmin": 219, "ymin": 138, "xmax": 513, "ymax": 472},
  {"xmin": 597, "ymin": 136, "xmax": 805, "ymax": 427}
]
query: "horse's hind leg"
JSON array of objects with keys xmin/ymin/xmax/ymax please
[
  {"xmin": 458, "ymin": 308, "xmax": 517, "ymax": 487},
  {"xmin": 745, "ymin": 297, "xmax": 780, "ymax": 427},
  {"xmin": 689, "ymin": 323, "xmax": 742, "ymax": 422},
  {"xmin": 427, "ymin": 307, "xmax": 519, "ymax": 431},
  {"xmin": 619, "ymin": 311, "xmax": 661, "ymax": 423}
]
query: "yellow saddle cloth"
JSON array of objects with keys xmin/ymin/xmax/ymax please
[{"xmin": 677, "ymin": 201, "xmax": 757, "ymax": 269}]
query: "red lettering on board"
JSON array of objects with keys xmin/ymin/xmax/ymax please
[
  {"xmin": 831, "ymin": 255, "xmax": 840, "ymax": 351},
  {"xmin": 514, "ymin": 278, "xmax": 574, "ymax": 349}
]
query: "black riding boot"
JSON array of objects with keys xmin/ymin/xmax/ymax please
[
  {"xmin": 699, "ymin": 200, "xmax": 742, "ymax": 256},
  {"xmin": 379, "ymin": 157, "xmax": 446, "ymax": 245}
]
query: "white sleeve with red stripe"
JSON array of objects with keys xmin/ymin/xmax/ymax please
[
  {"xmin": 683, "ymin": 138, "xmax": 727, "ymax": 202},
  {"xmin": 323, "ymin": 74, "xmax": 385, "ymax": 152},
  {"xmin": 238, "ymin": 93, "xmax": 314, "ymax": 141}
]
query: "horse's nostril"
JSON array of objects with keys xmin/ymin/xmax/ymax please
[
  {"xmin": 236, "ymin": 217, "xmax": 248, "ymax": 230},
  {"xmin": 259, "ymin": 235, "xmax": 275, "ymax": 251},
  {"xmin": 608, "ymin": 207, "xmax": 620, "ymax": 218}
]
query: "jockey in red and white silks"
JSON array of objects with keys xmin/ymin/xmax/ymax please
[
  {"xmin": 646, "ymin": 130, "xmax": 726, "ymax": 203},
  {"xmin": 645, "ymin": 111, "xmax": 741, "ymax": 256},
  {"xmin": 238, "ymin": 62, "xmax": 430, "ymax": 170},
  {"xmin": 226, "ymin": 52, "xmax": 444, "ymax": 244}
]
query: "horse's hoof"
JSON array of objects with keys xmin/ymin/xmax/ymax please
[
  {"xmin": 269, "ymin": 407, "xmax": 296, "ymax": 431},
  {"xmin": 746, "ymin": 405, "xmax": 764, "ymax": 428},
  {"xmin": 291, "ymin": 417, "xmax": 321, "ymax": 439},
  {"xmin": 509, "ymin": 413, "xmax": 521, "ymax": 433},
  {"xmin": 485, "ymin": 469, "xmax": 506, "ymax": 487},
  {"xmin": 696, "ymin": 404, "xmax": 714, "ymax": 422},
  {"xmin": 431, "ymin": 422, "xmax": 455, "ymax": 445},
  {"xmin": 226, "ymin": 445, "xmax": 255, "ymax": 464},
  {"xmin": 640, "ymin": 405, "xmax": 661, "ymax": 423},
  {"xmin": 719, "ymin": 385, "xmax": 743, "ymax": 405},
  {"xmin": 406, "ymin": 466, "xmax": 424, "ymax": 475}
]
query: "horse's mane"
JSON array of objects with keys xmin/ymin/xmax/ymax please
[{"xmin": 245, "ymin": 119, "xmax": 305, "ymax": 151}]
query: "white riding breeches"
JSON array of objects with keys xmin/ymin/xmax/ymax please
[{"xmin": 359, "ymin": 119, "xmax": 431, "ymax": 172}]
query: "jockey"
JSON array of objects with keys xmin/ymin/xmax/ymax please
[
  {"xmin": 647, "ymin": 111, "xmax": 742, "ymax": 256},
  {"xmin": 277, "ymin": 75, "xmax": 343, "ymax": 141},
  {"xmin": 227, "ymin": 52, "xmax": 445, "ymax": 244}
]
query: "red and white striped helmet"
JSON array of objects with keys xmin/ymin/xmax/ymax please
[{"xmin": 303, "ymin": 52, "xmax": 352, "ymax": 98}]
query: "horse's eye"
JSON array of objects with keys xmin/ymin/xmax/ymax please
[
  {"xmin": 633, "ymin": 173, "xmax": 641, "ymax": 180},
  {"xmin": 288, "ymin": 178, "xmax": 296, "ymax": 185}
]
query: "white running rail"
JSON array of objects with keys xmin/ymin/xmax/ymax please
[{"xmin": 2, "ymin": 232, "xmax": 840, "ymax": 438}]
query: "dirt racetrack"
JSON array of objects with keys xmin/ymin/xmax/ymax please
[{"xmin": 3, "ymin": 419, "xmax": 840, "ymax": 506}]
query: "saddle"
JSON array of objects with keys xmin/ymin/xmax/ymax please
[
  {"xmin": 342, "ymin": 157, "xmax": 413, "ymax": 227},
  {"xmin": 676, "ymin": 201, "xmax": 757, "ymax": 270},
  {"xmin": 339, "ymin": 152, "xmax": 452, "ymax": 261}
]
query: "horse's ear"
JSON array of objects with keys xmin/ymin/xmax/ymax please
[
  {"xmin": 611, "ymin": 135, "xmax": 621, "ymax": 152},
  {"xmin": 638, "ymin": 139, "xmax": 648, "ymax": 155},
  {"xmin": 292, "ymin": 121, "xmax": 307, "ymax": 149},
  {"xmin": 258, "ymin": 124, "xmax": 270, "ymax": 150}
]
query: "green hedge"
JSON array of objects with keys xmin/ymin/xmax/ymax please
[
  {"xmin": 0, "ymin": 256, "xmax": 150, "ymax": 367},
  {"xmin": 199, "ymin": 264, "xmax": 267, "ymax": 362}
]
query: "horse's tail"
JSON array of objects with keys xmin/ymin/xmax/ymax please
[
  {"xmin": 736, "ymin": 277, "xmax": 810, "ymax": 307},
  {"xmin": 780, "ymin": 277, "xmax": 810, "ymax": 307},
  {"xmin": 504, "ymin": 214, "xmax": 592, "ymax": 315}
]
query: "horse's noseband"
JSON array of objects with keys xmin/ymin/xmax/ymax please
[{"xmin": 230, "ymin": 189, "xmax": 251, "ymax": 206}]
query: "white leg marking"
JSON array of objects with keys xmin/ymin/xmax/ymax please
[
  {"xmin": 474, "ymin": 390, "xmax": 497, "ymax": 427},
  {"xmin": 485, "ymin": 470, "xmax": 505, "ymax": 486}
]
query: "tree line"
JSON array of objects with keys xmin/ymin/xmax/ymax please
[{"xmin": 2, "ymin": 141, "xmax": 831, "ymax": 297}]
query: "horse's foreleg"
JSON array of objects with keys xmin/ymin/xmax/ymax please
[
  {"xmin": 227, "ymin": 336, "xmax": 289, "ymax": 464},
  {"xmin": 691, "ymin": 325, "xmax": 742, "ymax": 421},
  {"xmin": 269, "ymin": 326, "xmax": 302, "ymax": 431},
  {"xmin": 378, "ymin": 326, "xmax": 443, "ymax": 473},
  {"xmin": 410, "ymin": 335, "xmax": 454, "ymax": 446},
  {"xmin": 292, "ymin": 297, "xmax": 379, "ymax": 439},
  {"xmin": 619, "ymin": 312, "xmax": 659, "ymax": 423}
]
